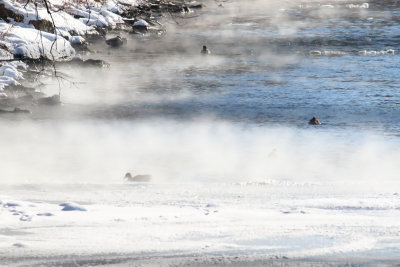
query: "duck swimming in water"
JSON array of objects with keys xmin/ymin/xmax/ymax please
[
  {"xmin": 309, "ymin": 117, "xmax": 321, "ymax": 125},
  {"xmin": 201, "ymin": 45, "xmax": 211, "ymax": 55},
  {"xmin": 124, "ymin": 172, "xmax": 152, "ymax": 182}
]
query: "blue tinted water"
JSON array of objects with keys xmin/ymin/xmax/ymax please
[{"xmin": 83, "ymin": 0, "xmax": 400, "ymax": 136}]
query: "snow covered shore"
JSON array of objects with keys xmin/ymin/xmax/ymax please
[
  {"xmin": 0, "ymin": 0, "xmax": 142, "ymax": 96},
  {"xmin": 1, "ymin": 182, "xmax": 400, "ymax": 266}
]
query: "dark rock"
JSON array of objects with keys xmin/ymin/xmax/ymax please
[
  {"xmin": 71, "ymin": 42, "xmax": 88, "ymax": 51},
  {"xmin": 0, "ymin": 4, "xmax": 24, "ymax": 23},
  {"xmin": 132, "ymin": 25, "xmax": 148, "ymax": 32},
  {"xmin": 94, "ymin": 26, "xmax": 108, "ymax": 38},
  {"xmin": 0, "ymin": 94, "xmax": 34, "ymax": 106},
  {"xmin": 69, "ymin": 36, "xmax": 88, "ymax": 50},
  {"xmin": 166, "ymin": 2, "xmax": 185, "ymax": 13},
  {"xmin": 37, "ymin": 95, "xmax": 61, "ymax": 106},
  {"xmin": 29, "ymin": 19, "xmax": 55, "ymax": 33},
  {"xmin": 187, "ymin": 2, "xmax": 202, "ymax": 9},
  {"xmin": 132, "ymin": 21, "xmax": 149, "ymax": 32},
  {"xmin": 105, "ymin": 36, "xmax": 127, "ymax": 47},
  {"xmin": 122, "ymin": 18, "xmax": 136, "ymax": 25},
  {"xmin": 121, "ymin": 0, "xmax": 200, "ymax": 23},
  {"xmin": 86, "ymin": 34, "xmax": 106, "ymax": 44},
  {"xmin": 73, "ymin": 14, "xmax": 85, "ymax": 19},
  {"xmin": 150, "ymin": 4, "xmax": 161, "ymax": 10},
  {"xmin": 67, "ymin": 57, "xmax": 110, "ymax": 68},
  {"xmin": 83, "ymin": 59, "xmax": 110, "ymax": 68},
  {"xmin": 309, "ymin": 117, "xmax": 321, "ymax": 125},
  {"xmin": 68, "ymin": 57, "xmax": 84, "ymax": 64},
  {"xmin": 0, "ymin": 107, "xmax": 31, "ymax": 114},
  {"xmin": 0, "ymin": 43, "xmax": 10, "ymax": 53},
  {"xmin": 12, "ymin": 107, "xmax": 31, "ymax": 114}
]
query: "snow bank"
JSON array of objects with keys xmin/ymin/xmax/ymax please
[
  {"xmin": 347, "ymin": 3, "xmax": 369, "ymax": 9},
  {"xmin": 68, "ymin": 6, "xmax": 124, "ymax": 28},
  {"xmin": 0, "ymin": 0, "xmax": 142, "ymax": 90},
  {"xmin": 0, "ymin": 21, "xmax": 75, "ymax": 59},
  {"xmin": 0, "ymin": 183, "xmax": 399, "ymax": 260},
  {"xmin": 0, "ymin": 0, "xmax": 141, "ymax": 61},
  {"xmin": 59, "ymin": 203, "xmax": 87, "ymax": 211},
  {"xmin": 0, "ymin": 61, "xmax": 26, "ymax": 96},
  {"xmin": 2, "ymin": 0, "xmax": 97, "ymax": 37},
  {"xmin": 2, "ymin": 0, "xmax": 141, "ymax": 34}
]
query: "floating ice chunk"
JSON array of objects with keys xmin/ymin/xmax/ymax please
[
  {"xmin": 309, "ymin": 50, "xmax": 322, "ymax": 56},
  {"xmin": 348, "ymin": 3, "xmax": 369, "ymax": 9},
  {"xmin": 377, "ymin": 49, "xmax": 395, "ymax": 55},
  {"xmin": 323, "ymin": 50, "xmax": 348, "ymax": 56},
  {"xmin": 358, "ymin": 49, "xmax": 395, "ymax": 55},
  {"xmin": 60, "ymin": 203, "xmax": 87, "ymax": 211}
]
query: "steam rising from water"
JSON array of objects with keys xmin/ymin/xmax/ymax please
[
  {"xmin": 3, "ymin": 0, "xmax": 400, "ymax": 187},
  {"xmin": 0, "ymin": 120, "xmax": 399, "ymax": 185}
]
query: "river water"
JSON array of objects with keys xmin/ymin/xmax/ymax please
[
  {"xmin": 2, "ymin": 0, "xmax": 400, "ymax": 184},
  {"xmin": 1, "ymin": 1, "xmax": 400, "ymax": 263},
  {"xmin": 70, "ymin": 0, "xmax": 400, "ymax": 132}
]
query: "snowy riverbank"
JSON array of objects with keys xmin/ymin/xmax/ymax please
[
  {"xmin": 1, "ymin": 182, "xmax": 400, "ymax": 266},
  {"xmin": 0, "ymin": 0, "xmax": 199, "ymax": 98},
  {"xmin": 0, "ymin": 0, "xmax": 140, "ymax": 91}
]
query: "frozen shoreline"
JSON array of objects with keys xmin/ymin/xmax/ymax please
[
  {"xmin": 1, "ymin": 182, "xmax": 400, "ymax": 265},
  {"xmin": 2, "ymin": 252, "xmax": 400, "ymax": 266},
  {"xmin": 0, "ymin": 0, "xmax": 199, "ymax": 96}
]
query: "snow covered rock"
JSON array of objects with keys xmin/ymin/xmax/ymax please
[
  {"xmin": 105, "ymin": 36, "xmax": 126, "ymax": 47},
  {"xmin": 0, "ymin": 21, "xmax": 76, "ymax": 60},
  {"xmin": 0, "ymin": 61, "xmax": 26, "ymax": 93},
  {"xmin": 132, "ymin": 19, "xmax": 149, "ymax": 31}
]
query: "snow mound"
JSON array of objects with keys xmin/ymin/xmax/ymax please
[
  {"xmin": 69, "ymin": 36, "xmax": 86, "ymax": 45},
  {"xmin": 60, "ymin": 203, "xmax": 87, "ymax": 211},
  {"xmin": 0, "ymin": 22, "xmax": 75, "ymax": 60},
  {"xmin": 134, "ymin": 19, "xmax": 149, "ymax": 27},
  {"xmin": 4, "ymin": 202, "xmax": 20, "ymax": 207},
  {"xmin": 0, "ymin": 61, "xmax": 26, "ymax": 94},
  {"xmin": 2, "ymin": 0, "xmax": 97, "ymax": 37},
  {"xmin": 0, "ymin": 0, "xmax": 142, "ymax": 60},
  {"xmin": 37, "ymin": 212, "xmax": 54, "ymax": 216},
  {"xmin": 70, "ymin": 7, "xmax": 124, "ymax": 28}
]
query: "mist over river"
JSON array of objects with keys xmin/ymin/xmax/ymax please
[
  {"xmin": 1, "ymin": 1, "xmax": 400, "ymax": 265},
  {"xmin": 1, "ymin": 0, "xmax": 399, "ymax": 185}
]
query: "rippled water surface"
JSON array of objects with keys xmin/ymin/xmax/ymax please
[
  {"xmin": 2, "ymin": 0, "xmax": 400, "ymax": 184},
  {"xmin": 51, "ymin": 0, "xmax": 399, "ymax": 134}
]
